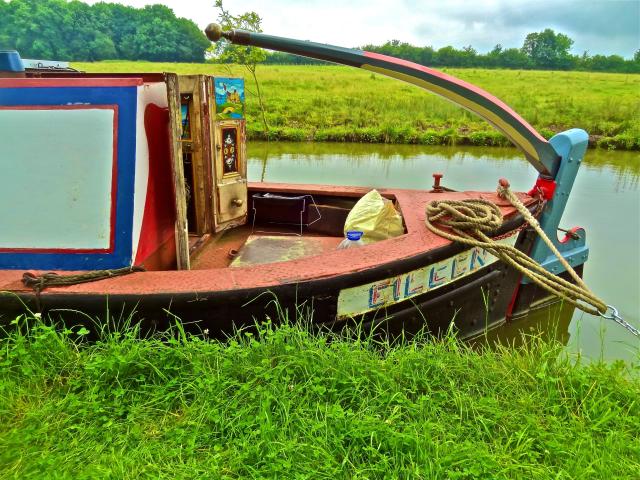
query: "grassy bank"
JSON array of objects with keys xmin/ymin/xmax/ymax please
[
  {"xmin": 75, "ymin": 62, "xmax": 640, "ymax": 150},
  {"xmin": 1, "ymin": 318, "xmax": 638, "ymax": 478}
]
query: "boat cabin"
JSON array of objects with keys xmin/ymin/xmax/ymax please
[{"xmin": 0, "ymin": 54, "xmax": 381, "ymax": 273}]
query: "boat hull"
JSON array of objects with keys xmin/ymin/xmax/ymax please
[{"xmin": 0, "ymin": 223, "xmax": 578, "ymax": 340}]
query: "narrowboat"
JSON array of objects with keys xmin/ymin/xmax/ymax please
[{"xmin": 0, "ymin": 28, "xmax": 592, "ymax": 339}]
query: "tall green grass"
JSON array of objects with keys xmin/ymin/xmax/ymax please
[
  {"xmin": 75, "ymin": 62, "xmax": 640, "ymax": 150},
  {"xmin": 1, "ymin": 315, "xmax": 638, "ymax": 478}
]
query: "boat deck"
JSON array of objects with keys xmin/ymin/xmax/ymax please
[
  {"xmin": 0, "ymin": 182, "xmax": 536, "ymax": 296},
  {"xmin": 190, "ymin": 227, "xmax": 342, "ymax": 270}
]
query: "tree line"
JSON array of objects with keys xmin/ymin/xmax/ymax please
[
  {"xmin": 260, "ymin": 29, "xmax": 639, "ymax": 74},
  {"xmin": 1, "ymin": 1, "xmax": 636, "ymax": 74},
  {"xmin": 0, "ymin": 0, "xmax": 210, "ymax": 62}
]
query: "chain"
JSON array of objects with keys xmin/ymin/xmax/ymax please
[
  {"xmin": 491, "ymin": 194, "xmax": 545, "ymax": 241},
  {"xmin": 599, "ymin": 305, "xmax": 640, "ymax": 337}
]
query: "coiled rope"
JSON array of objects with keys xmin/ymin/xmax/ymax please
[{"xmin": 424, "ymin": 180, "xmax": 607, "ymax": 317}]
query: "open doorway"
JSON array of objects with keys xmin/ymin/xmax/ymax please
[{"xmin": 167, "ymin": 74, "xmax": 248, "ymax": 269}]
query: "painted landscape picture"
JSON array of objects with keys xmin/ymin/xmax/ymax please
[{"xmin": 214, "ymin": 77, "xmax": 245, "ymax": 120}]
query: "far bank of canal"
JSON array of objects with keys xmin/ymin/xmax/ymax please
[{"xmin": 247, "ymin": 142, "xmax": 639, "ymax": 364}]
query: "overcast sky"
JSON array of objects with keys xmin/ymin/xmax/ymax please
[{"xmin": 84, "ymin": 0, "xmax": 640, "ymax": 58}]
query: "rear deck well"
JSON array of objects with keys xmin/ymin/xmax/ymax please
[{"xmin": 189, "ymin": 186, "xmax": 405, "ymax": 270}]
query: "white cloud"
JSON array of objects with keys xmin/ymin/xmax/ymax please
[{"xmin": 81, "ymin": 0, "xmax": 640, "ymax": 57}]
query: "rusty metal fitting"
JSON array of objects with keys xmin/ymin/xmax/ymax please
[{"xmin": 432, "ymin": 173, "xmax": 444, "ymax": 192}]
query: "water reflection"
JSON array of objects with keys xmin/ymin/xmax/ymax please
[
  {"xmin": 249, "ymin": 142, "xmax": 639, "ymax": 193},
  {"xmin": 247, "ymin": 142, "xmax": 640, "ymax": 363},
  {"xmin": 469, "ymin": 303, "xmax": 575, "ymax": 350}
]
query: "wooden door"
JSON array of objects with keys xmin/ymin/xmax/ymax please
[
  {"xmin": 177, "ymin": 75, "xmax": 212, "ymax": 236},
  {"xmin": 213, "ymin": 120, "xmax": 247, "ymax": 229}
]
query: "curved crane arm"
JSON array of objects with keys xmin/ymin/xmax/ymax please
[{"xmin": 206, "ymin": 24, "xmax": 560, "ymax": 177}]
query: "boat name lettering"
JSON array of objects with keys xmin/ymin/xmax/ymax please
[{"xmin": 337, "ymin": 236, "xmax": 516, "ymax": 319}]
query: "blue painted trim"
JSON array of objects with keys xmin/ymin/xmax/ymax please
[
  {"xmin": 0, "ymin": 85, "xmax": 137, "ymax": 270},
  {"xmin": 0, "ymin": 50, "xmax": 24, "ymax": 72},
  {"xmin": 538, "ymin": 242, "xmax": 589, "ymax": 273},
  {"xmin": 522, "ymin": 129, "xmax": 589, "ymax": 283}
]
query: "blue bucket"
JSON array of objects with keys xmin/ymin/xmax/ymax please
[{"xmin": 0, "ymin": 50, "xmax": 25, "ymax": 72}]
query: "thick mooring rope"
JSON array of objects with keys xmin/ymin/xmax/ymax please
[
  {"xmin": 22, "ymin": 266, "xmax": 145, "ymax": 293},
  {"xmin": 424, "ymin": 181, "xmax": 607, "ymax": 317}
]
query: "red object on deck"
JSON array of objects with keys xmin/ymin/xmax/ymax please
[
  {"xmin": 432, "ymin": 173, "xmax": 444, "ymax": 192},
  {"xmin": 528, "ymin": 176, "xmax": 557, "ymax": 200},
  {"xmin": 559, "ymin": 226, "xmax": 584, "ymax": 244}
]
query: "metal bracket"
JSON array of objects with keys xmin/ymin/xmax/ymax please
[{"xmin": 522, "ymin": 129, "xmax": 589, "ymax": 284}]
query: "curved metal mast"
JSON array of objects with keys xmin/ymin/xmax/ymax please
[{"xmin": 205, "ymin": 24, "xmax": 560, "ymax": 177}]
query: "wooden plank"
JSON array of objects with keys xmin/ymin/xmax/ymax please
[
  {"xmin": 165, "ymin": 73, "xmax": 190, "ymax": 270},
  {"xmin": 201, "ymin": 77, "xmax": 215, "ymax": 233},
  {"xmin": 195, "ymin": 75, "xmax": 212, "ymax": 233},
  {"xmin": 240, "ymin": 119, "xmax": 247, "ymax": 179},
  {"xmin": 207, "ymin": 77, "xmax": 220, "ymax": 230}
]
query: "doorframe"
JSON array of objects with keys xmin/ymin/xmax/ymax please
[{"xmin": 165, "ymin": 73, "xmax": 190, "ymax": 270}]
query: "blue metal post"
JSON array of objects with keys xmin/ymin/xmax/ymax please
[
  {"xmin": 522, "ymin": 128, "xmax": 589, "ymax": 283},
  {"xmin": 0, "ymin": 51, "xmax": 24, "ymax": 73}
]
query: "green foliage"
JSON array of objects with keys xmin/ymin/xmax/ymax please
[
  {"xmin": 76, "ymin": 62, "xmax": 640, "ymax": 150},
  {"xmin": 0, "ymin": 0, "xmax": 209, "ymax": 62},
  {"xmin": 0, "ymin": 315, "xmax": 638, "ymax": 478},
  {"xmin": 212, "ymin": 0, "xmax": 269, "ymax": 133},
  {"xmin": 522, "ymin": 29, "xmax": 575, "ymax": 70},
  {"xmin": 359, "ymin": 29, "xmax": 639, "ymax": 73},
  {"xmin": 210, "ymin": 0, "xmax": 266, "ymax": 66}
]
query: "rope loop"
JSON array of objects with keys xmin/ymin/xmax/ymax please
[{"xmin": 425, "ymin": 181, "xmax": 608, "ymax": 318}]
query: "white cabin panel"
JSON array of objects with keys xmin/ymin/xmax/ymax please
[{"xmin": 0, "ymin": 107, "xmax": 115, "ymax": 250}]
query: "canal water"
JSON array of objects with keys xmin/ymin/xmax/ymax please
[{"xmin": 247, "ymin": 141, "xmax": 639, "ymax": 363}]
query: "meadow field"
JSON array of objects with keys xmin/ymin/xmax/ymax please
[
  {"xmin": 76, "ymin": 61, "xmax": 640, "ymax": 149},
  {"xmin": 1, "ymin": 318, "xmax": 638, "ymax": 478}
]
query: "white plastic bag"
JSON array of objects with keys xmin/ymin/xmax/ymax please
[{"xmin": 343, "ymin": 190, "xmax": 404, "ymax": 244}]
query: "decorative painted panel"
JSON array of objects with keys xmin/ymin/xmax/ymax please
[
  {"xmin": 213, "ymin": 77, "xmax": 245, "ymax": 120},
  {"xmin": 336, "ymin": 235, "xmax": 518, "ymax": 319},
  {"xmin": 180, "ymin": 96, "xmax": 192, "ymax": 140},
  {"xmin": 221, "ymin": 127, "xmax": 239, "ymax": 174}
]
